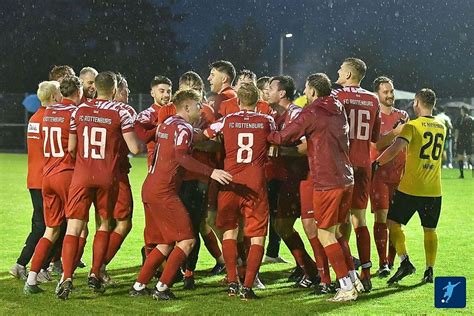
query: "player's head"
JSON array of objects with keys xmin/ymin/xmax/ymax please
[
  {"xmin": 304, "ymin": 73, "xmax": 332, "ymax": 104},
  {"xmin": 337, "ymin": 57, "xmax": 367, "ymax": 86},
  {"xmin": 150, "ymin": 75, "xmax": 172, "ymax": 106},
  {"xmin": 256, "ymin": 76, "xmax": 271, "ymax": 102},
  {"xmin": 179, "ymin": 71, "xmax": 204, "ymax": 100},
  {"xmin": 234, "ymin": 69, "xmax": 257, "ymax": 91},
  {"xmin": 268, "ymin": 75, "xmax": 296, "ymax": 105},
  {"xmin": 79, "ymin": 66, "xmax": 98, "ymax": 99},
  {"xmin": 173, "ymin": 89, "xmax": 202, "ymax": 124},
  {"xmin": 208, "ymin": 60, "xmax": 236, "ymax": 93},
  {"xmin": 114, "ymin": 73, "xmax": 130, "ymax": 103},
  {"xmin": 460, "ymin": 105, "xmax": 469, "ymax": 116},
  {"xmin": 413, "ymin": 88, "xmax": 436, "ymax": 116},
  {"xmin": 237, "ymin": 83, "xmax": 259, "ymax": 110},
  {"xmin": 373, "ymin": 76, "xmax": 395, "ymax": 108},
  {"xmin": 60, "ymin": 75, "xmax": 83, "ymax": 104},
  {"xmin": 95, "ymin": 71, "xmax": 117, "ymax": 100},
  {"xmin": 49, "ymin": 65, "xmax": 75, "ymax": 83},
  {"xmin": 37, "ymin": 81, "xmax": 61, "ymax": 106}
]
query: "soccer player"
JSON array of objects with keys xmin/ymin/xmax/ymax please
[
  {"xmin": 268, "ymin": 73, "xmax": 359, "ymax": 302},
  {"xmin": 100, "ymin": 73, "xmax": 138, "ymax": 282},
  {"xmin": 207, "ymin": 60, "xmax": 237, "ymax": 117},
  {"xmin": 370, "ymin": 76, "xmax": 409, "ymax": 277},
  {"xmin": 79, "ymin": 67, "xmax": 98, "ymax": 100},
  {"xmin": 56, "ymin": 71, "xmax": 141, "ymax": 300},
  {"xmin": 333, "ymin": 57, "xmax": 381, "ymax": 291},
  {"xmin": 204, "ymin": 83, "xmax": 275, "ymax": 300},
  {"xmin": 10, "ymin": 81, "xmax": 62, "ymax": 281},
  {"xmin": 373, "ymin": 89, "xmax": 445, "ymax": 284},
  {"xmin": 454, "ymin": 105, "xmax": 473, "ymax": 178},
  {"xmin": 24, "ymin": 76, "xmax": 82, "ymax": 294},
  {"xmin": 257, "ymin": 76, "xmax": 271, "ymax": 102},
  {"xmin": 129, "ymin": 90, "xmax": 231, "ymax": 300},
  {"xmin": 49, "ymin": 65, "xmax": 76, "ymax": 82},
  {"xmin": 265, "ymin": 75, "xmax": 318, "ymax": 286}
]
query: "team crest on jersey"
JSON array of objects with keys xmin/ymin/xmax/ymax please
[{"xmin": 27, "ymin": 122, "xmax": 40, "ymax": 133}]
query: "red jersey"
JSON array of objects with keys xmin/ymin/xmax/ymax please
[
  {"xmin": 27, "ymin": 107, "xmax": 46, "ymax": 189},
  {"xmin": 332, "ymin": 86, "xmax": 381, "ymax": 168},
  {"xmin": 117, "ymin": 103, "xmax": 137, "ymax": 174},
  {"xmin": 206, "ymin": 110, "xmax": 276, "ymax": 175},
  {"xmin": 370, "ymin": 107, "xmax": 409, "ymax": 183},
  {"xmin": 42, "ymin": 99, "xmax": 76, "ymax": 178},
  {"xmin": 219, "ymin": 97, "xmax": 274, "ymax": 117},
  {"xmin": 210, "ymin": 86, "xmax": 237, "ymax": 118},
  {"xmin": 69, "ymin": 99, "xmax": 135, "ymax": 187},
  {"xmin": 268, "ymin": 96, "xmax": 354, "ymax": 190},
  {"xmin": 143, "ymin": 115, "xmax": 214, "ymax": 200}
]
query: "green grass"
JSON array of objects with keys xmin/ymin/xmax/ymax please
[{"xmin": 0, "ymin": 153, "xmax": 472, "ymax": 314}]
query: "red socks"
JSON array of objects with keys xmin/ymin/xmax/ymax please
[
  {"xmin": 222, "ymin": 239, "xmax": 238, "ymax": 283},
  {"xmin": 74, "ymin": 237, "xmax": 87, "ymax": 269},
  {"xmin": 243, "ymin": 244, "xmax": 264, "ymax": 288},
  {"xmin": 62, "ymin": 235, "xmax": 79, "ymax": 280},
  {"xmin": 30, "ymin": 238, "xmax": 53, "ymax": 273},
  {"xmin": 91, "ymin": 231, "xmax": 109, "ymax": 276},
  {"xmin": 374, "ymin": 222, "xmax": 388, "ymax": 267},
  {"xmin": 159, "ymin": 247, "xmax": 187, "ymax": 286},
  {"xmin": 137, "ymin": 248, "xmax": 166, "ymax": 284},
  {"xmin": 104, "ymin": 231, "xmax": 125, "ymax": 265},
  {"xmin": 284, "ymin": 231, "xmax": 318, "ymax": 278},
  {"xmin": 337, "ymin": 237, "xmax": 355, "ymax": 271},
  {"xmin": 203, "ymin": 231, "xmax": 222, "ymax": 259},
  {"xmin": 355, "ymin": 226, "xmax": 371, "ymax": 279},
  {"xmin": 309, "ymin": 237, "xmax": 331, "ymax": 284},
  {"xmin": 324, "ymin": 242, "xmax": 349, "ymax": 280},
  {"xmin": 387, "ymin": 241, "xmax": 396, "ymax": 267}
]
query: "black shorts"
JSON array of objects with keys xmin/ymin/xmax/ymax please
[
  {"xmin": 456, "ymin": 141, "xmax": 472, "ymax": 156},
  {"xmin": 387, "ymin": 190, "xmax": 442, "ymax": 229}
]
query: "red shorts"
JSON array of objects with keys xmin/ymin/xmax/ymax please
[
  {"xmin": 66, "ymin": 183, "xmax": 118, "ymax": 222},
  {"xmin": 299, "ymin": 179, "xmax": 314, "ymax": 220},
  {"xmin": 351, "ymin": 167, "xmax": 371, "ymax": 210},
  {"xmin": 216, "ymin": 183, "xmax": 269, "ymax": 237},
  {"xmin": 275, "ymin": 179, "xmax": 301, "ymax": 219},
  {"xmin": 114, "ymin": 173, "xmax": 133, "ymax": 220},
  {"xmin": 42, "ymin": 171, "xmax": 73, "ymax": 227},
  {"xmin": 370, "ymin": 176, "xmax": 399, "ymax": 211},
  {"xmin": 143, "ymin": 194, "xmax": 194, "ymax": 245},
  {"xmin": 313, "ymin": 186, "xmax": 353, "ymax": 229}
]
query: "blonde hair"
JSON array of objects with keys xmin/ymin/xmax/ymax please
[{"xmin": 37, "ymin": 81, "xmax": 60, "ymax": 104}]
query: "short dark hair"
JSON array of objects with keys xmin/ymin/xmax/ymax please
[
  {"xmin": 373, "ymin": 76, "xmax": 393, "ymax": 92},
  {"xmin": 179, "ymin": 71, "xmax": 204, "ymax": 91},
  {"xmin": 210, "ymin": 60, "xmax": 236, "ymax": 84},
  {"xmin": 150, "ymin": 75, "xmax": 172, "ymax": 89},
  {"xmin": 237, "ymin": 83, "xmax": 259, "ymax": 108},
  {"xmin": 460, "ymin": 105, "xmax": 469, "ymax": 114},
  {"xmin": 344, "ymin": 57, "xmax": 367, "ymax": 81},
  {"xmin": 256, "ymin": 76, "xmax": 270, "ymax": 91},
  {"xmin": 172, "ymin": 89, "xmax": 201, "ymax": 109},
  {"xmin": 306, "ymin": 73, "xmax": 332, "ymax": 97},
  {"xmin": 237, "ymin": 69, "xmax": 256, "ymax": 83},
  {"xmin": 49, "ymin": 65, "xmax": 75, "ymax": 81},
  {"xmin": 270, "ymin": 75, "xmax": 296, "ymax": 100},
  {"xmin": 95, "ymin": 71, "xmax": 117, "ymax": 95},
  {"xmin": 60, "ymin": 75, "xmax": 82, "ymax": 98},
  {"xmin": 415, "ymin": 88, "xmax": 436, "ymax": 109}
]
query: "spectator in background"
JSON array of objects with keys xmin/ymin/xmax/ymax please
[
  {"xmin": 454, "ymin": 106, "xmax": 473, "ymax": 178},
  {"xmin": 435, "ymin": 106, "xmax": 453, "ymax": 168}
]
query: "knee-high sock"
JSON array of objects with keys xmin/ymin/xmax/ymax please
[
  {"xmin": 203, "ymin": 231, "xmax": 222, "ymax": 259},
  {"xmin": 159, "ymin": 247, "xmax": 187, "ymax": 287},
  {"xmin": 309, "ymin": 237, "xmax": 331, "ymax": 284},
  {"xmin": 324, "ymin": 242, "xmax": 349, "ymax": 280},
  {"xmin": 387, "ymin": 240, "xmax": 396, "ymax": 266},
  {"xmin": 62, "ymin": 235, "xmax": 79, "ymax": 280},
  {"xmin": 374, "ymin": 222, "xmax": 388, "ymax": 267},
  {"xmin": 424, "ymin": 230, "xmax": 438, "ymax": 268},
  {"xmin": 243, "ymin": 244, "xmax": 264, "ymax": 288},
  {"xmin": 337, "ymin": 237, "xmax": 355, "ymax": 271},
  {"xmin": 104, "ymin": 231, "xmax": 125, "ymax": 265},
  {"xmin": 389, "ymin": 224, "xmax": 407, "ymax": 257},
  {"xmin": 137, "ymin": 248, "xmax": 166, "ymax": 284},
  {"xmin": 283, "ymin": 231, "xmax": 318, "ymax": 278},
  {"xmin": 458, "ymin": 160, "xmax": 464, "ymax": 177},
  {"xmin": 91, "ymin": 231, "xmax": 109, "ymax": 276},
  {"xmin": 30, "ymin": 238, "xmax": 53, "ymax": 274},
  {"xmin": 355, "ymin": 226, "xmax": 371, "ymax": 279},
  {"xmin": 74, "ymin": 237, "xmax": 87, "ymax": 269},
  {"xmin": 222, "ymin": 239, "xmax": 238, "ymax": 283}
]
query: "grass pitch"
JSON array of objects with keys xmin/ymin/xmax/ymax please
[{"xmin": 0, "ymin": 153, "xmax": 472, "ymax": 314}]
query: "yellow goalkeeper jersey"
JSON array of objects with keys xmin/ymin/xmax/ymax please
[{"xmin": 397, "ymin": 116, "xmax": 446, "ymax": 197}]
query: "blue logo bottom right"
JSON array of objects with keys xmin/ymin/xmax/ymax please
[{"xmin": 434, "ymin": 277, "xmax": 466, "ymax": 308}]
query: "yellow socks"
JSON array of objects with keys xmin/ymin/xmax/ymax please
[
  {"xmin": 389, "ymin": 224, "xmax": 407, "ymax": 257},
  {"xmin": 424, "ymin": 230, "xmax": 438, "ymax": 268}
]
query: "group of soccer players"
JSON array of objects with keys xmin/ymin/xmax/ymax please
[{"xmin": 12, "ymin": 57, "xmax": 446, "ymax": 303}]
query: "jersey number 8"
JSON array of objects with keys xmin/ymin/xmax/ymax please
[
  {"xmin": 83, "ymin": 126, "xmax": 107, "ymax": 159},
  {"xmin": 237, "ymin": 133, "xmax": 253, "ymax": 163}
]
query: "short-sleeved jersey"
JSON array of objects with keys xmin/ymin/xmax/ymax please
[
  {"xmin": 397, "ymin": 116, "xmax": 446, "ymax": 197},
  {"xmin": 332, "ymin": 86, "xmax": 381, "ymax": 168},
  {"xmin": 70, "ymin": 99, "xmax": 134, "ymax": 187},
  {"xmin": 42, "ymin": 99, "xmax": 77, "ymax": 177},
  {"xmin": 370, "ymin": 107, "xmax": 410, "ymax": 183},
  {"xmin": 219, "ymin": 97, "xmax": 274, "ymax": 117},
  {"xmin": 210, "ymin": 86, "xmax": 237, "ymax": 118},
  {"xmin": 118, "ymin": 103, "xmax": 137, "ymax": 174},
  {"xmin": 27, "ymin": 107, "xmax": 46, "ymax": 189},
  {"xmin": 455, "ymin": 115, "xmax": 473, "ymax": 141},
  {"xmin": 206, "ymin": 110, "xmax": 276, "ymax": 175},
  {"xmin": 143, "ymin": 115, "xmax": 197, "ymax": 197}
]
